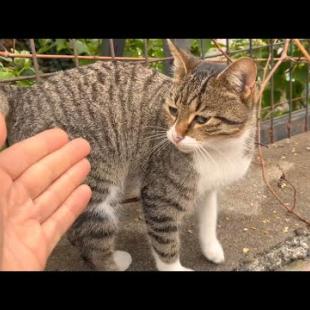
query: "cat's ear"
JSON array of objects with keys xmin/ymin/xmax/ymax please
[
  {"xmin": 167, "ymin": 39, "xmax": 199, "ymax": 82},
  {"xmin": 217, "ymin": 57, "xmax": 257, "ymax": 100}
]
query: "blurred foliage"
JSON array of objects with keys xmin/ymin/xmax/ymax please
[{"xmin": 0, "ymin": 39, "xmax": 309, "ymax": 119}]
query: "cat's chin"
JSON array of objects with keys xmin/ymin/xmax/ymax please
[{"xmin": 173, "ymin": 144, "xmax": 195, "ymax": 154}]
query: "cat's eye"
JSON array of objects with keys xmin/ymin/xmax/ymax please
[
  {"xmin": 169, "ymin": 106, "xmax": 178, "ymax": 117},
  {"xmin": 194, "ymin": 115, "xmax": 209, "ymax": 125}
]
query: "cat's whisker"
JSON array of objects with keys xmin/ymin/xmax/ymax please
[
  {"xmin": 142, "ymin": 135, "xmax": 168, "ymax": 145},
  {"xmin": 205, "ymin": 145, "xmax": 235, "ymax": 172},
  {"xmin": 141, "ymin": 139, "xmax": 168, "ymax": 172},
  {"xmin": 145, "ymin": 125, "xmax": 168, "ymax": 131},
  {"xmin": 154, "ymin": 140, "xmax": 169, "ymax": 157},
  {"xmin": 198, "ymin": 145, "xmax": 220, "ymax": 172},
  {"xmin": 143, "ymin": 133, "xmax": 167, "ymax": 140},
  {"xmin": 147, "ymin": 138, "xmax": 168, "ymax": 160}
]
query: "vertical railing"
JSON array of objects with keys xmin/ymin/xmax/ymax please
[
  {"xmin": 305, "ymin": 40, "xmax": 309, "ymax": 132},
  {"xmin": 29, "ymin": 39, "xmax": 41, "ymax": 82},
  {"xmin": 269, "ymin": 40, "xmax": 274, "ymax": 143},
  {"xmin": 109, "ymin": 39, "xmax": 115, "ymax": 59},
  {"xmin": 144, "ymin": 39, "xmax": 149, "ymax": 65},
  {"xmin": 1, "ymin": 39, "xmax": 309, "ymax": 143},
  {"xmin": 72, "ymin": 39, "xmax": 79, "ymax": 67},
  {"xmin": 225, "ymin": 39, "xmax": 230, "ymax": 64},
  {"xmin": 288, "ymin": 42, "xmax": 293, "ymax": 138},
  {"xmin": 200, "ymin": 39, "xmax": 204, "ymax": 59},
  {"xmin": 249, "ymin": 39, "xmax": 253, "ymax": 57}
]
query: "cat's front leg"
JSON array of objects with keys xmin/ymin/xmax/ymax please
[
  {"xmin": 141, "ymin": 187, "xmax": 193, "ymax": 271},
  {"xmin": 198, "ymin": 190, "xmax": 225, "ymax": 264}
]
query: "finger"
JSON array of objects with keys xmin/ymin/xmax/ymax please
[
  {"xmin": 15, "ymin": 138, "xmax": 91, "ymax": 199},
  {"xmin": 42, "ymin": 184, "xmax": 92, "ymax": 256},
  {"xmin": 0, "ymin": 128, "xmax": 69, "ymax": 179},
  {"xmin": 34, "ymin": 158, "xmax": 91, "ymax": 223},
  {"xmin": 0, "ymin": 113, "xmax": 7, "ymax": 147}
]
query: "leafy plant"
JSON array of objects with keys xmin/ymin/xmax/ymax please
[{"xmin": 1, "ymin": 39, "xmax": 309, "ymax": 119}]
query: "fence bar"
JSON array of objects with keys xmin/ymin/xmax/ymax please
[
  {"xmin": 249, "ymin": 39, "xmax": 253, "ymax": 57},
  {"xmin": 200, "ymin": 39, "xmax": 204, "ymax": 59},
  {"xmin": 288, "ymin": 42, "xmax": 293, "ymax": 138},
  {"xmin": 72, "ymin": 39, "xmax": 79, "ymax": 67},
  {"xmin": 29, "ymin": 39, "xmax": 41, "ymax": 81},
  {"xmin": 0, "ymin": 50, "xmax": 171, "ymax": 62},
  {"xmin": 109, "ymin": 39, "xmax": 115, "ymax": 59},
  {"xmin": 226, "ymin": 39, "xmax": 230, "ymax": 64},
  {"xmin": 269, "ymin": 40, "xmax": 275, "ymax": 143},
  {"xmin": 306, "ymin": 62, "xmax": 309, "ymax": 131},
  {"xmin": 1, "ymin": 38, "xmax": 309, "ymax": 147},
  {"xmin": 144, "ymin": 39, "xmax": 149, "ymax": 65}
]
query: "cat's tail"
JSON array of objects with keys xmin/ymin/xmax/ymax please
[{"xmin": 0, "ymin": 84, "xmax": 19, "ymax": 117}]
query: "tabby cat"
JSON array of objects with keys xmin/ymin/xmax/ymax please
[{"xmin": 0, "ymin": 40, "xmax": 257, "ymax": 271}]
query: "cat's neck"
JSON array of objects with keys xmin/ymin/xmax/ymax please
[{"xmin": 193, "ymin": 127, "xmax": 255, "ymax": 193}]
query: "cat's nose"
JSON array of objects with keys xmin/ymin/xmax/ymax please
[{"xmin": 174, "ymin": 135, "xmax": 184, "ymax": 144}]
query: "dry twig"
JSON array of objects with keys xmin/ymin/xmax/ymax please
[
  {"xmin": 255, "ymin": 39, "xmax": 310, "ymax": 226},
  {"xmin": 212, "ymin": 40, "xmax": 233, "ymax": 63},
  {"xmin": 293, "ymin": 39, "xmax": 310, "ymax": 63}
]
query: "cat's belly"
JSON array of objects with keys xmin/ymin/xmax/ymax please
[{"xmin": 194, "ymin": 154, "xmax": 252, "ymax": 194}]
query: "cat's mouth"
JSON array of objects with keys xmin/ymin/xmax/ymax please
[{"xmin": 166, "ymin": 127, "xmax": 200, "ymax": 154}]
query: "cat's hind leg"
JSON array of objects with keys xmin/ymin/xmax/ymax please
[{"xmin": 68, "ymin": 184, "xmax": 132, "ymax": 271}]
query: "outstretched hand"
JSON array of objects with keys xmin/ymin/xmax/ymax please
[{"xmin": 0, "ymin": 114, "xmax": 92, "ymax": 271}]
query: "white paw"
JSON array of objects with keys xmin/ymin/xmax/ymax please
[
  {"xmin": 114, "ymin": 250, "xmax": 132, "ymax": 271},
  {"xmin": 177, "ymin": 266, "xmax": 194, "ymax": 271},
  {"xmin": 158, "ymin": 264, "xmax": 194, "ymax": 271},
  {"xmin": 152, "ymin": 250, "xmax": 193, "ymax": 271},
  {"xmin": 202, "ymin": 240, "xmax": 225, "ymax": 264}
]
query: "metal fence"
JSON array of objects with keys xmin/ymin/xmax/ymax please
[{"xmin": 0, "ymin": 39, "xmax": 309, "ymax": 145}]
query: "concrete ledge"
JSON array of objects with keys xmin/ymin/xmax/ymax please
[{"xmin": 46, "ymin": 132, "xmax": 310, "ymax": 271}]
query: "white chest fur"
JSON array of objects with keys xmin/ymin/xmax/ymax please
[{"xmin": 194, "ymin": 129, "xmax": 253, "ymax": 195}]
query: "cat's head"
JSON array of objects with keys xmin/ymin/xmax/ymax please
[{"xmin": 164, "ymin": 39, "xmax": 257, "ymax": 154}]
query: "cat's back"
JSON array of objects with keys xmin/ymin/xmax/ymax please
[{"xmin": 7, "ymin": 61, "xmax": 172, "ymax": 146}]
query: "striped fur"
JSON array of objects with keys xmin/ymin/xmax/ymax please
[{"xmin": 2, "ymin": 49, "xmax": 257, "ymax": 270}]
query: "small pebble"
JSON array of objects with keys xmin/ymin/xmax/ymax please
[
  {"xmin": 243, "ymin": 248, "xmax": 250, "ymax": 254},
  {"xmin": 243, "ymin": 228, "xmax": 249, "ymax": 232},
  {"xmin": 241, "ymin": 257, "xmax": 254, "ymax": 264},
  {"xmin": 283, "ymin": 226, "xmax": 289, "ymax": 233},
  {"xmin": 294, "ymin": 228, "xmax": 306, "ymax": 236},
  {"xmin": 306, "ymin": 146, "xmax": 310, "ymax": 151}
]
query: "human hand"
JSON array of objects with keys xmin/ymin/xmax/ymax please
[{"xmin": 0, "ymin": 114, "xmax": 92, "ymax": 271}]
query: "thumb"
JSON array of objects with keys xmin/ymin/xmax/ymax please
[{"xmin": 0, "ymin": 113, "xmax": 7, "ymax": 147}]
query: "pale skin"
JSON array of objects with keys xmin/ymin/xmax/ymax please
[{"xmin": 0, "ymin": 113, "xmax": 92, "ymax": 271}]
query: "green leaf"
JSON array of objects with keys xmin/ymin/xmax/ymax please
[
  {"xmin": 55, "ymin": 39, "xmax": 69, "ymax": 52},
  {"xmin": 73, "ymin": 40, "xmax": 91, "ymax": 55},
  {"xmin": 0, "ymin": 56, "xmax": 12, "ymax": 62},
  {"xmin": 19, "ymin": 67, "xmax": 35, "ymax": 76},
  {"xmin": 293, "ymin": 64, "xmax": 308, "ymax": 83},
  {"xmin": 0, "ymin": 71, "xmax": 15, "ymax": 79}
]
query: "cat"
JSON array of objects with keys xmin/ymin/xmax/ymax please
[{"xmin": 0, "ymin": 40, "xmax": 257, "ymax": 271}]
